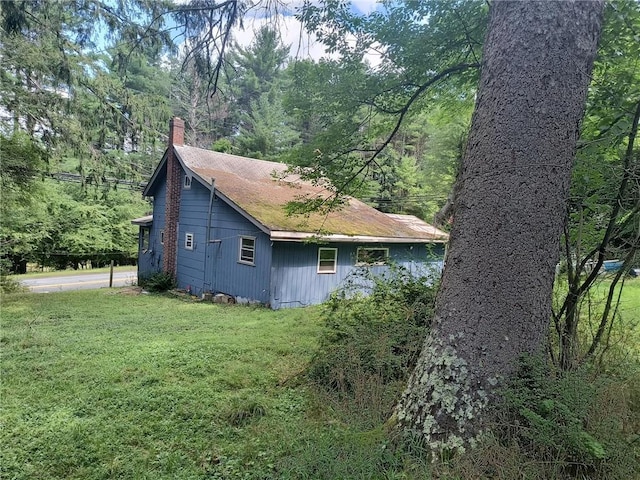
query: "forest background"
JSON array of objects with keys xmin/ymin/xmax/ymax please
[
  {"xmin": 0, "ymin": 0, "xmax": 479, "ymax": 274},
  {"xmin": 2, "ymin": 0, "xmax": 636, "ymax": 282},
  {"xmin": 1, "ymin": 0, "xmax": 637, "ymax": 282}
]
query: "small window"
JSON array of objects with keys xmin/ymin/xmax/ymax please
[
  {"xmin": 318, "ymin": 248, "xmax": 337, "ymax": 274},
  {"xmin": 183, "ymin": 175, "xmax": 192, "ymax": 189},
  {"xmin": 160, "ymin": 229, "xmax": 164, "ymax": 245},
  {"xmin": 141, "ymin": 228, "xmax": 150, "ymax": 251},
  {"xmin": 185, "ymin": 232, "xmax": 194, "ymax": 250},
  {"xmin": 239, "ymin": 236, "xmax": 255, "ymax": 265},
  {"xmin": 356, "ymin": 247, "xmax": 389, "ymax": 266}
]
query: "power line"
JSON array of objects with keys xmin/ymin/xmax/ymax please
[{"xmin": 48, "ymin": 172, "xmax": 148, "ymax": 190}]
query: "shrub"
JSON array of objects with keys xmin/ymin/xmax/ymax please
[
  {"xmin": 0, "ymin": 273, "xmax": 25, "ymax": 293},
  {"xmin": 137, "ymin": 271, "xmax": 176, "ymax": 292},
  {"xmin": 307, "ymin": 265, "xmax": 438, "ymax": 424},
  {"xmin": 0, "ymin": 258, "xmax": 25, "ymax": 293},
  {"xmin": 490, "ymin": 355, "xmax": 640, "ymax": 479}
]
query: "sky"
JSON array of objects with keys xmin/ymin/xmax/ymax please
[{"xmin": 230, "ymin": 0, "xmax": 383, "ymax": 65}]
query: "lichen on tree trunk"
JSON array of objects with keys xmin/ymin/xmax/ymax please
[{"xmin": 395, "ymin": 0, "xmax": 605, "ymax": 452}]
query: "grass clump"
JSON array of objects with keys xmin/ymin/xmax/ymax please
[{"xmin": 307, "ymin": 266, "xmax": 437, "ymax": 425}]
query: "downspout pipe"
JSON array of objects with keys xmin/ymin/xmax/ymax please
[
  {"xmin": 203, "ymin": 178, "xmax": 215, "ymax": 294},
  {"xmin": 206, "ymin": 178, "xmax": 215, "ymax": 244}
]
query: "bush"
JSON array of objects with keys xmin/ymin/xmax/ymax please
[
  {"xmin": 0, "ymin": 258, "xmax": 25, "ymax": 293},
  {"xmin": 307, "ymin": 265, "xmax": 438, "ymax": 424},
  {"xmin": 0, "ymin": 273, "xmax": 25, "ymax": 293},
  {"xmin": 137, "ymin": 271, "xmax": 176, "ymax": 292},
  {"xmin": 489, "ymin": 355, "xmax": 640, "ymax": 479}
]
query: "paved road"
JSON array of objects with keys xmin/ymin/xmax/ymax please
[{"xmin": 21, "ymin": 270, "xmax": 138, "ymax": 293}]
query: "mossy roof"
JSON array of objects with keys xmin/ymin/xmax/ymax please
[{"xmin": 175, "ymin": 145, "xmax": 448, "ymax": 243}]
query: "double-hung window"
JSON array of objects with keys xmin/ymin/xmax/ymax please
[
  {"xmin": 239, "ymin": 236, "xmax": 255, "ymax": 265},
  {"xmin": 317, "ymin": 248, "xmax": 337, "ymax": 274},
  {"xmin": 183, "ymin": 175, "xmax": 192, "ymax": 189}
]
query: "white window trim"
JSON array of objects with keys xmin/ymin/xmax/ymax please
[
  {"xmin": 185, "ymin": 232, "xmax": 194, "ymax": 250},
  {"xmin": 183, "ymin": 174, "xmax": 192, "ymax": 189},
  {"xmin": 238, "ymin": 236, "xmax": 256, "ymax": 265},
  {"xmin": 317, "ymin": 247, "xmax": 338, "ymax": 274},
  {"xmin": 160, "ymin": 229, "xmax": 164, "ymax": 245},
  {"xmin": 355, "ymin": 247, "xmax": 389, "ymax": 266}
]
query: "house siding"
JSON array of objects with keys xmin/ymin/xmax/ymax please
[
  {"xmin": 137, "ymin": 176, "xmax": 166, "ymax": 279},
  {"xmin": 175, "ymin": 177, "xmax": 209, "ymax": 295},
  {"xmin": 203, "ymin": 197, "xmax": 271, "ymax": 303},
  {"xmin": 269, "ymin": 242, "xmax": 445, "ymax": 309},
  {"xmin": 138, "ymin": 172, "xmax": 445, "ymax": 307}
]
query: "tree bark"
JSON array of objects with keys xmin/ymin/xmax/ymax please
[{"xmin": 395, "ymin": 0, "xmax": 604, "ymax": 452}]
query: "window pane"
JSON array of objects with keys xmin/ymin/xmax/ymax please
[
  {"xmin": 356, "ymin": 248, "xmax": 388, "ymax": 265},
  {"xmin": 142, "ymin": 228, "xmax": 150, "ymax": 250},
  {"xmin": 239, "ymin": 237, "xmax": 255, "ymax": 264},
  {"xmin": 318, "ymin": 248, "xmax": 337, "ymax": 273}
]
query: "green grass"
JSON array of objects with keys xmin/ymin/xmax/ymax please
[
  {"xmin": 2, "ymin": 282, "xmax": 638, "ymax": 479},
  {"xmin": 9, "ymin": 265, "xmax": 137, "ymax": 280},
  {"xmin": 1, "ymin": 290, "xmax": 326, "ymax": 479},
  {"xmin": 616, "ymin": 277, "xmax": 640, "ymax": 319},
  {"xmin": 585, "ymin": 277, "xmax": 640, "ymax": 357}
]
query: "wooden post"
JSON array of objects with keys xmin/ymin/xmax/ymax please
[{"xmin": 109, "ymin": 260, "xmax": 114, "ymax": 287}]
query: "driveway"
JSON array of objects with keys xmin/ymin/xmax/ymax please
[{"xmin": 21, "ymin": 270, "xmax": 138, "ymax": 293}]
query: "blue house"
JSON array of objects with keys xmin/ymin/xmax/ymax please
[{"xmin": 132, "ymin": 118, "xmax": 448, "ymax": 308}]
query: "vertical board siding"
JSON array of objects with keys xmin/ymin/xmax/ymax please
[
  {"xmin": 138, "ymin": 174, "xmax": 166, "ymax": 278},
  {"xmin": 141, "ymin": 164, "xmax": 445, "ymax": 307},
  {"xmin": 175, "ymin": 177, "xmax": 209, "ymax": 295},
  {"xmin": 204, "ymin": 198, "xmax": 271, "ymax": 303},
  {"xmin": 270, "ymin": 242, "xmax": 445, "ymax": 309}
]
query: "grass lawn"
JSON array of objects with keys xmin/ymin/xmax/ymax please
[
  {"xmin": 579, "ymin": 276, "xmax": 640, "ymax": 357},
  {"xmin": 2, "ymin": 281, "xmax": 638, "ymax": 479},
  {"xmin": 9, "ymin": 265, "xmax": 137, "ymax": 280},
  {"xmin": 1, "ymin": 290, "xmax": 331, "ymax": 480}
]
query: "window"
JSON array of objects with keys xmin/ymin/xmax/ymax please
[
  {"xmin": 141, "ymin": 228, "xmax": 150, "ymax": 251},
  {"xmin": 239, "ymin": 236, "xmax": 255, "ymax": 265},
  {"xmin": 185, "ymin": 232, "xmax": 194, "ymax": 250},
  {"xmin": 183, "ymin": 175, "xmax": 192, "ymax": 189},
  {"xmin": 160, "ymin": 229, "xmax": 164, "ymax": 245},
  {"xmin": 317, "ymin": 248, "xmax": 337, "ymax": 274},
  {"xmin": 356, "ymin": 247, "xmax": 389, "ymax": 266}
]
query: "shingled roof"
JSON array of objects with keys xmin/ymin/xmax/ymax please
[{"xmin": 145, "ymin": 145, "xmax": 448, "ymax": 243}]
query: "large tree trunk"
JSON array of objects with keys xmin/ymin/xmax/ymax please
[{"xmin": 395, "ymin": 0, "xmax": 604, "ymax": 451}]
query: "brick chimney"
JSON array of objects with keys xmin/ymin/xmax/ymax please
[
  {"xmin": 168, "ymin": 116, "xmax": 184, "ymax": 147},
  {"xmin": 162, "ymin": 117, "xmax": 185, "ymax": 276}
]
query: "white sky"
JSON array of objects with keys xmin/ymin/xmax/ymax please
[{"xmin": 232, "ymin": 1, "xmax": 383, "ymax": 65}]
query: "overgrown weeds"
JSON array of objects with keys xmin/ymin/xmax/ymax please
[
  {"xmin": 411, "ymin": 359, "xmax": 638, "ymax": 480},
  {"xmin": 304, "ymin": 268, "xmax": 639, "ymax": 479},
  {"xmin": 307, "ymin": 265, "xmax": 438, "ymax": 426},
  {"xmin": 137, "ymin": 271, "xmax": 176, "ymax": 292}
]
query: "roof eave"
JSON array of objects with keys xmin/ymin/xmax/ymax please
[
  {"xmin": 269, "ymin": 231, "xmax": 448, "ymax": 244},
  {"xmin": 131, "ymin": 215, "xmax": 153, "ymax": 227},
  {"xmin": 142, "ymin": 149, "xmax": 169, "ymax": 197}
]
